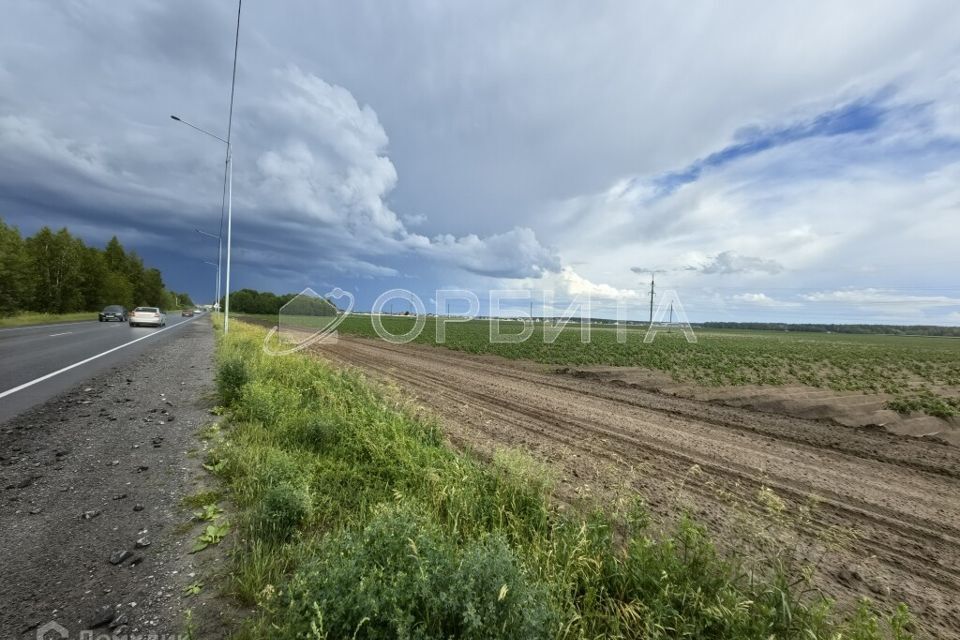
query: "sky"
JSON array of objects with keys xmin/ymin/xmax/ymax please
[{"xmin": 1, "ymin": 0, "xmax": 959, "ymax": 324}]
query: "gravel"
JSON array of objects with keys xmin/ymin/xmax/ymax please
[{"xmin": 0, "ymin": 321, "xmax": 231, "ymax": 638}]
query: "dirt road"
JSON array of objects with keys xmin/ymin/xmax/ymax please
[{"xmin": 313, "ymin": 335, "xmax": 960, "ymax": 638}]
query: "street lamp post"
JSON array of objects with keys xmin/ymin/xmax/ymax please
[
  {"xmin": 196, "ymin": 228, "xmax": 222, "ymax": 313},
  {"xmin": 171, "ymin": 114, "xmax": 229, "ymax": 315},
  {"xmin": 222, "ymin": 0, "xmax": 242, "ymax": 335},
  {"xmin": 202, "ymin": 261, "xmax": 219, "ymax": 308},
  {"xmin": 224, "ymin": 145, "xmax": 233, "ymax": 335},
  {"xmin": 171, "ymin": 0, "xmax": 242, "ymax": 334}
]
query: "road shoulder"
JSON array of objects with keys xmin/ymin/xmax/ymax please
[{"xmin": 0, "ymin": 320, "xmax": 235, "ymax": 638}]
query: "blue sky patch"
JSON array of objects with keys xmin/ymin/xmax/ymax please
[{"xmin": 651, "ymin": 96, "xmax": 891, "ymax": 196}]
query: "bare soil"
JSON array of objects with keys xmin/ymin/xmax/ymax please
[
  {"xmin": 0, "ymin": 321, "xmax": 235, "ymax": 639},
  {"xmin": 562, "ymin": 366, "xmax": 960, "ymax": 445},
  {"xmin": 312, "ymin": 335, "xmax": 960, "ymax": 639}
]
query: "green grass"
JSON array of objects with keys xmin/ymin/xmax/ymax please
[
  {"xmin": 205, "ymin": 318, "xmax": 914, "ymax": 639},
  {"xmin": 182, "ymin": 490, "xmax": 225, "ymax": 509},
  {"xmin": 0, "ymin": 311, "xmax": 98, "ymax": 327},
  {"xmin": 241, "ymin": 313, "xmax": 960, "ymax": 419}
]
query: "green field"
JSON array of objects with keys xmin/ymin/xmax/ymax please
[{"xmin": 244, "ymin": 314, "xmax": 960, "ymax": 418}]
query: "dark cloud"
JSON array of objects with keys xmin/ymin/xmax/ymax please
[{"xmin": 1, "ymin": 0, "xmax": 958, "ymax": 322}]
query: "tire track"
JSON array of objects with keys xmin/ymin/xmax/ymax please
[{"xmin": 363, "ymin": 339, "xmax": 960, "ymax": 479}]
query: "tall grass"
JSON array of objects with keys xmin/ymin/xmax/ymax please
[
  {"xmin": 0, "ymin": 311, "xmax": 97, "ymax": 327},
  {"xmin": 208, "ymin": 320, "xmax": 913, "ymax": 639}
]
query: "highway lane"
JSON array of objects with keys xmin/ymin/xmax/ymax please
[{"xmin": 0, "ymin": 314, "xmax": 204, "ymax": 424}]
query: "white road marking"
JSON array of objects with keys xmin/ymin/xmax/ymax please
[
  {"xmin": 0, "ymin": 318, "xmax": 195, "ymax": 400},
  {"xmin": 48, "ymin": 332, "xmax": 73, "ymax": 337}
]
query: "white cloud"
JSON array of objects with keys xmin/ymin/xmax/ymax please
[
  {"xmin": 401, "ymin": 213, "xmax": 427, "ymax": 227},
  {"xmin": 543, "ymin": 99, "xmax": 960, "ymax": 316},
  {"xmin": 256, "ymin": 68, "xmax": 402, "ymax": 234},
  {"xmin": 509, "ymin": 266, "xmax": 641, "ymax": 302},
  {"xmin": 425, "ymin": 227, "xmax": 560, "ymax": 278},
  {"xmin": 730, "ymin": 293, "xmax": 801, "ymax": 308},
  {"xmin": 250, "ymin": 68, "xmax": 560, "ymax": 278},
  {"xmin": 802, "ymin": 288, "xmax": 960, "ymax": 308},
  {"xmin": 684, "ymin": 251, "xmax": 784, "ymax": 275}
]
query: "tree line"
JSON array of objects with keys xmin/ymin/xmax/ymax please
[
  {"xmin": 225, "ymin": 288, "xmax": 337, "ymax": 316},
  {"xmin": 700, "ymin": 321, "xmax": 960, "ymax": 337},
  {"xmin": 0, "ymin": 217, "xmax": 192, "ymax": 316}
]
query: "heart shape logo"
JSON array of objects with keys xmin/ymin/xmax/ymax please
[{"xmin": 263, "ymin": 287, "xmax": 355, "ymax": 356}]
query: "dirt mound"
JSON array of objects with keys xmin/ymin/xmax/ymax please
[{"xmin": 562, "ymin": 366, "xmax": 960, "ymax": 446}]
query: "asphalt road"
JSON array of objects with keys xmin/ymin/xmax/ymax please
[{"xmin": 0, "ymin": 314, "xmax": 204, "ymax": 424}]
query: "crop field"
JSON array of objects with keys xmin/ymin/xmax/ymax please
[
  {"xmin": 315, "ymin": 316, "xmax": 960, "ymax": 419},
  {"xmin": 214, "ymin": 320, "xmax": 932, "ymax": 638},
  {"xmin": 256, "ymin": 312, "xmax": 960, "ymax": 418},
  {"xmin": 231, "ymin": 316, "xmax": 960, "ymax": 637},
  {"xmin": 229, "ymin": 314, "xmax": 960, "ymax": 635}
]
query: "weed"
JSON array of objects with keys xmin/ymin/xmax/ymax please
[
  {"xmin": 192, "ymin": 521, "xmax": 230, "ymax": 553},
  {"xmin": 274, "ymin": 505, "xmax": 555, "ymax": 639},
  {"xmin": 181, "ymin": 490, "xmax": 224, "ymax": 509},
  {"xmin": 280, "ymin": 415, "xmax": 341, "ymax": 453},
  {"xmin": 216, "ymin": 351, "xmax": 249, "ymax": 405},
  {"xmin": 193, "ymin": 503, "xmax": 224, "ymax": 522},
  {"xmin": 183, "ymin": 608, "xmax": 196, "ymax": 640},
  {"xmin": 198, "ymin": 423, "xmax": 222, "ymax": 441},
  {"xmin": 252, "ymin": 483, "xmax": 313, "ymax": 542},
  {"xmin": 229, "ymin": 539, "xmax": 302, "ymax": 607}
]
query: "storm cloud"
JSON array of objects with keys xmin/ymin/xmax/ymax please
[{"xmin": 1, "ymin": 1, "xmax": 959, "ymax": 322}]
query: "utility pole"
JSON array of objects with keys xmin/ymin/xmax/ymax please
[
  {"xmin": 669, "ymin": 302, "xmax": 673, "ymax": 325},
  {"xmin": 649, "ymin": 272, "xmax": 655, "ymax": 324}
]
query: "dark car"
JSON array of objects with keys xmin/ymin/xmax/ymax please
[
  {"xmin": 181, "ymin": 309, "xmax": 194, "ymax": 317},
  {"xmin": 99, "ymin": 305, "xmax": 127, "ymax": 322}
]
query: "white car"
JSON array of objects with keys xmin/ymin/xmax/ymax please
[{"xmin": 129, "ymin": 307, "xmax": 166, "ymax": 327}]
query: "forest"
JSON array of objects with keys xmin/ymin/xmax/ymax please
[{"xmin": 0, "ymin": 216, "xmax": 191, "ymax": 316}]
